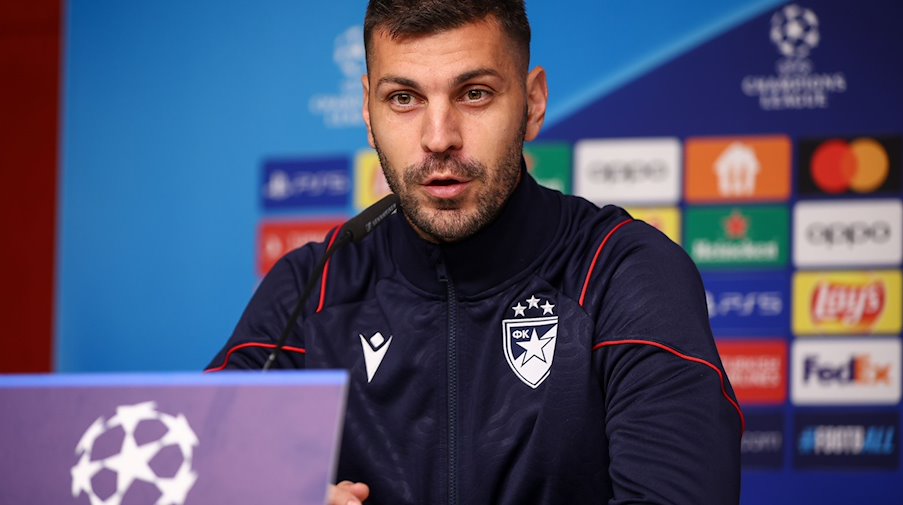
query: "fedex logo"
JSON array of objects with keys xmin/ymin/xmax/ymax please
[
  {"xmin": 802, "ymin": 355, "xmax": 892, "ymax": 386},
  {"xmin": 792, "ymin": 339, "xmax": 901, "ymax": 405}
]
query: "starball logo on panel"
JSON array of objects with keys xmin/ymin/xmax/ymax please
[
  {"xmin": 684, "ymin": 206, "xmax": 789, "ymax": 269},
  {"xmin": 308, "ymin": 25, "xmax": 366, "ymax": 128},
  {"xmin": 793, "ymin": 271, "xmax": 902, "ymax": 335},
  {"xmin": 573, "ymin": 138, "xmax": 681, "ymax": 206},
  {"xmin": 797, "ymin": 136, "xmax": 902, "ymax": 196},
  {"xmin": 794, "ymin": 199, "xmax": 903, "ymax": 267},
  {"xmin": 741, "ymin": 4, "xmax": 848, "ymax": 111},
  {"xmin": 791, "ymin": 338, "xmax": 901, "ymax": 405},
  {"xmin": 684, "ymin": 136, "xmax": 791, "ymax": 203}
]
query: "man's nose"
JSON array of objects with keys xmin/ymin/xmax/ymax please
[{"xmin": 420, "ymin": 100, "xmax": 463, "ymax": 154}]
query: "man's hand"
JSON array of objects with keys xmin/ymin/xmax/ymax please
[{"xmin": 327, "ymin": 481, "xmax": 370, "ymax": 505}]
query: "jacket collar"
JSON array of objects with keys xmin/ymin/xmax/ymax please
[{"xmin": 387, "ymin": 162, "xmax": 562, "ymax": 299}]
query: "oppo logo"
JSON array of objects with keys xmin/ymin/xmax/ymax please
[
  {"xmin": 587, "ymin": 160, "xmax": 668, "ymax": 183},
  {"xmin": 806, "ymin": 221, "xmax": 891, "ymax": 247}
]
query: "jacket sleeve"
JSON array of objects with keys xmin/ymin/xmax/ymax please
[
  {"xmin": 589, "ymin": 222, "xmax": 743, "ymax": 504},
  {"xmin": 205, "ymin": 243, "xmax": 321, "ymax": 371}
]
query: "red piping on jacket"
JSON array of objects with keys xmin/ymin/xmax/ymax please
[
  {"xmin": 204, "ymin": 342, "xmax": 306, "ymax": 373},
  {"xmin": 593, "ymin": 339, "xmax": 746, "ymax": 432},
  {"xmin": 316, "ymin": 227, "xmax": 342, "ymax": 313},
  {"xmin": 578, "ymin": 219, "xmax": 633, "ymax": 306}
]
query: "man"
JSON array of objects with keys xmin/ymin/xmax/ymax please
[{"xmin": 208, "ymin": 1, "xmax": 743, "ymax": 504}]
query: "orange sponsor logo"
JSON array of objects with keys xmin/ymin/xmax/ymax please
[{"xmin": 685, "ymin": 136, "xmax": 791, "ymax": 202}]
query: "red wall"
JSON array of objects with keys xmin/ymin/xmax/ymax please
[{"xmin": 0, "ymin": 1, "xmax": 60, "ymax": 372}]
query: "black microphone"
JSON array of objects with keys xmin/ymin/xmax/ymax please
[{"xmin": 262, "ymin": 193, "xmax": 400, "ymax": 371}]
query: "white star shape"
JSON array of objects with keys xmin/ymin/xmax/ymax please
[
  {"xmin": 540, "ymin": 301, "xmax": 555, "ymax": 315},
  {"xmin": 516, "ymin": 328, "xmax": 552, "ymax": 365},
  {"xmin": 160, "ymin": 413, "xmax": 199, "ymax": 455},
  {"xmin": 156, "ymin": 463, "xmax": 198, "ymax": 505},
  {"xmin": 70, "ymin": 452, "xmax": 101, "ymax": 497},
  {"xmin": 526, "ymin": 295, "xmax": 541, "ymax": 309},
  {"xmin": 75, "ymin": 417, "xmax": 105, "ymax": 455},
  {"xmin": 107, "ymin": 402, "xmax": 157, "ymax": 433},
  {"xmin": 102, "ymin": 434, "xmax": 161, "ymax": 494},
  {"xmin": 512, "ymin": 302, "xmax": 527, "ymax": 317}
]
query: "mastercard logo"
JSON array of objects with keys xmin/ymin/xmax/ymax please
[
  {"xmin": 799, "ymin": 136, "xmax": 901, "ymax": 196},
  {"xmin": 811, "ymin": 138, "xmax": 889, "ymax": 194}
]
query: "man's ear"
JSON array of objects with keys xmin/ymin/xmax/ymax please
[
  {"xmin": 524, "ymin": 66, "xmax": 548, "ymax": 142},
  {"xmin": 362, "ymin": 75, "xmax": 376, "ymax": 148}
]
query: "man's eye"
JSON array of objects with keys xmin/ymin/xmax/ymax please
[
  {"xmin": 466, "ymin": 89, "xmax": 486, "ymax": 101},
  {"xmin": 391, "ymin": 93, "xmax": 413, "ymax": 105}
]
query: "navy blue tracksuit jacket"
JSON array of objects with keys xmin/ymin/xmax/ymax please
[{"xmin": 208, "ymin": 169, "xmax": 743, "ymax": 504}]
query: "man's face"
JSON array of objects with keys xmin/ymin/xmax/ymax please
[{"xmin": 362, "ymin": 18, "xmax": 548, "ymax": 243}]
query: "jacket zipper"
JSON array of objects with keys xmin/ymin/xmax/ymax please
[{"xmin": 437, "ymin": 261, "xmax": 458, "ymax": 505}]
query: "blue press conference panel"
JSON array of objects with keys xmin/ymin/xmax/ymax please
[{"xmin": 60, "ymin": 1, "xmax": 902, "ymax": 503}]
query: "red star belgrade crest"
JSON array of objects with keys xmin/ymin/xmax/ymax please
[{"xmin": 502, "ymin": 294, "xmax": 559, "ymax": 388}]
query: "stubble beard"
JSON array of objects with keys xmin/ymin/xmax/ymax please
[{"xmin": 374, "ymin": 122, "xmax": 525, "ymax": 243}]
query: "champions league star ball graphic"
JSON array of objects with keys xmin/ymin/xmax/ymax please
[
  {"xmin": 770, "ymin": 4, "xmax": 820, "ymax": 59},
  {"xmin": 70, "ymin": 401, "xmax": 199, "ymax": 505}
]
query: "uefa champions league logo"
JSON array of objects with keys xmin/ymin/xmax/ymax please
[
  {"xmin": 769, "ymin": 4, "xmax": 820, "ymax": 60},
  {"xmin": 70, "ymin": 401, "xmax": 199, "ymax": 505},
  {"xmin": 741, "ymin": 3, "xmax": 846, "ymax": 110},
  {"xmin": 309, "ymin": 25, "xmax": 366, "ymax": 128}
]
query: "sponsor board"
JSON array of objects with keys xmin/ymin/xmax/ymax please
[
  {"xmin": 792, "ymin": 270, "xmax": 902, "ymax": 335},
  {"xmin": 524, "ymin": 143, "xmax": 572, "ymax": 194},
  {"xmin": 797, "ymin": 137, "xmax": 902, "ymax": 196},
  {"xmin": 625, "ymin": 207, "xmax": 681, "ymax": 245},
  {"xmin": 794, "ymin": 200, "xmax": 903, "ymax": 267},
  {"xmin": 258, "ymin": 220, "xmax": 342, "ymax": 276},
  {"xmin": 791, "ymin": 338, "xmax": 901, "ymax": 405},
  {"xmin": 741, "ymin": 411, "xmax": 785, "ymax": 469},
  {"xmin": 573, "ymin": 138, "xmax": 681, "ymax": 205},
  {"xmin": 354, "ymin": 150, "xmax": 392, "ymax": 211},
  {"xmin": 684, "ymin": 136, "xmax": 791, "ymax": 203},
  {"xmin": 685, "ymin": 206, "xmax": 789, "ymax": 269},
  {"xmin": 261, "ymin": 158, "xmax": 351, "ymax": 210},
  {"xmin": 703, "ymin": 271, "xmax": 790, "ymax": 336},
  {"xmin": 794, "ymin": 412, "xmax": 898, "ymax": 470},
  {"xmin": 717, "ymin": 340, "xmax": 787, "ymax": 405}
]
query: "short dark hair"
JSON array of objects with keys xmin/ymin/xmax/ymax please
[{"xmin": 364, "ymin": 0, "xmax": 531, "ymax": 71}]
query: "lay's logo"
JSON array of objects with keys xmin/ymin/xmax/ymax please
[
  {"xmin": 811, "ymin": 281, "xmax": 884, "ymax": 327},
  {"xmin": 794, "ymin": 271, "xmax": 902, "ymax": 335}
]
